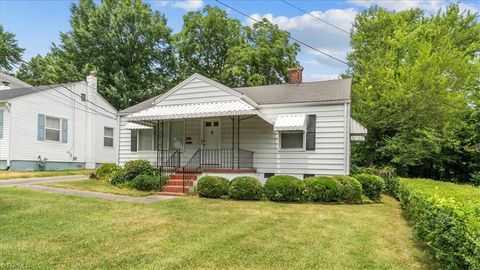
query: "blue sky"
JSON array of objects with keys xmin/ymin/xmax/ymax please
[{"xmin": 1, "ymin": 0, "xmax": 479, "ymax": 81}]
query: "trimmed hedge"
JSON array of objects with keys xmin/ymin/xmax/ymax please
[
  {"xmin": 228, "ymin": 176, "xmax": 263, "ymax": 200},
  {"xmin": 95, "ymin": 163, "xmax": 120, "ymax": 180},
  {"xmin": 304, "ymin": 176, "xmax": 343, "ymax": 202},
  {"xmin": 131, "ymin": 174, "xmax": 165, "ymax": 191},
  {"xmin": 354, "ymin": 174, "xmax": 385, "ymax": 201},
  {"xmin": 124, "ymin": 160, "xmax": 154, "ymax": 181},
  {"xmin": 197, "ymin": 176, "xmax": 230, "ymax": 198},
  {"xmin": 396, "ymin": 178, "xmax": 480, "ymax": 269},
  {"xmin": 331, "ymin": 176, "xmax": 363, "ymax": 203},
  {"xmin": 264, "ymin": 175, "xmax": 305, "ymax": 202}
]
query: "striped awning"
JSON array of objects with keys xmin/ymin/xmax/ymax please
[
  {"xmin": 125, "ymin": 123, "xmax": 152, "ymax": 130},
  {"xmin": 126, "ymin": 100, "xmax": 258, "ymax": 121},
  {"xmin": 274, "ymin": 114, "xmax": 306, "ymax": 132}
]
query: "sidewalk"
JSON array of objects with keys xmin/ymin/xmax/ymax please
[{"xmin": 0, "ymin": 175, "xmax": 87, "ymax": 186}]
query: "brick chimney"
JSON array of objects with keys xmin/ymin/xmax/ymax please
[{"xmin": 288, "ymin": 66, "xmax": 303, "ymax": 84}]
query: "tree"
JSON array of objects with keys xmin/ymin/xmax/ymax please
[
  {"xmin": 0, "ymin": 25, "xmax": 24, "ymax": 72},
  {"xmin": 346, "ymin": 5, "xmax": 480, "ymax": 181},
  {"xmin": 222, "ymin": 19, "xmax": 300, "ymax": 87},
  {"xmin": 17, "ymin": 0, "xmax": 176, "ymax": 110},
  {"xmin": 175, "ymin": 6, "xmax": 243, "ymax": 81},
  {"xmin": 176, "ymin": 6, "xmax": 300, "ymax": 87}
]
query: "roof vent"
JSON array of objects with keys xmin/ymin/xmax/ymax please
[{"xmin": 288, "ymin": 66, "xmax": 303, "ymax": 84}]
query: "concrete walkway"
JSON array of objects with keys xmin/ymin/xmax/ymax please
[
  {"xmin": 22, "ymin": 185, "xmax": 177, "ymax": 203},
  {"xmin": 1, "ymin": 175, "xmax": 178, "ymax": 203},
  {"xmin": 0, "ymin": 175, "xmax": 87, "ymax": 186}
]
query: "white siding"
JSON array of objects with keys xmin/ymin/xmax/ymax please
[
  {"xmin": 0, "ymin": 104, "xmax": 10, "ymax": 162},
  {"xmin": 119, "ymin": 75, "xmax": 349, "ymax": 177},
  {"xmin": 8, "ymin": 82, "xmax": 117, "ymax": 165},
  {"xmin": 157, "ymin": 78, "xmax": 239, "ymax": 106}
]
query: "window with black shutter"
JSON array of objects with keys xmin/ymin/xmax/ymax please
[{"xmin": 306, "ymin": 114, "xmax": 316, "ymax": 150}]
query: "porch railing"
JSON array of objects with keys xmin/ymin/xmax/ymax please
[
  {"xmin": 182, "ymin": 149, "xmax": 202, "ymax": 193},
  {"xmin": 158, "ymin": 149, "xmax": 181, "ymax": 180}
]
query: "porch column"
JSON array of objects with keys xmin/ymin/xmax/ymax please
[
  {"xmin": 156, "ymin": 120, "xmax": 165, "ymax": 169},
  {"xmin": 231, "ymin": 115, "xmax": 240, "ymax": 170}
]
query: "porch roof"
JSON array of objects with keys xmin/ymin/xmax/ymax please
[
  {"xmin": 125, "ymin": 122, "xmax": 152, "ymax": 129},
  {"xmin": 125, "ymin": 100, "xmax": 258, "ymax": 121},
  {"xmin": 274, "ymin": 114, "xmax": 307, "ymax": 132}
]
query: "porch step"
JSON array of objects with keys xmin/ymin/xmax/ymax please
[
  {"xmin": 169, "ymin": 174, "xmax": 198, "ymax": 180},
  {"xmin": 165, "ymin": 179, "xmax": 195, "ymax": 186}
]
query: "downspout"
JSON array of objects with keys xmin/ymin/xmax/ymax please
[
  {"xmin": 116, "ymin": 115, "xmax": 121, "ymax": 166},
  {"xmin": 343, "ymin": 103, "xmax": 349, "ymax": 175}
]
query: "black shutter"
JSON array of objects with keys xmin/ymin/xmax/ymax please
[
  {"xmin": 306, "ymin": 114, "xmax": 316, "ymax": 150},
  {"xmin": 130, "ymin": 130, "xmax": 138, "ymax": 152}
]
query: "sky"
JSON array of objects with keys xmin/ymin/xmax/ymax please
[{"xmin": 1, "ymin": 0, "xmax": 479, "ymax": 82}]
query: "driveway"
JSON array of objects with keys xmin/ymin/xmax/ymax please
[{"xmin": 0, "ymin": 175, "xmax": 87, "ymax": 186}]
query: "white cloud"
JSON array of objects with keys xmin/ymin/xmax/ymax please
[
  {"xmin": 171, "ymin": 0, "xmax": 204, "ymax": 11},
  {"xmin": 303, "ymin": 73, "xmax": 341, "ymax": 82},
  {"xmin": 246, "ymin": 8, "xmax": 356, "ymax": 81},
  {"xmin": 156, "ymin": 0, "xmax": 204, "ymax": 11}
]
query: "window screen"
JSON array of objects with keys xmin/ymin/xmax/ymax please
[
  {"xmin": 138, "ymin": 129, "xmax": 154, "ymax": 151},
  {"xmin": 104, "ymin": 127, "xmax": 114, "ymax": 147},
  {"xmin": 306, "ymin": 114, "xmax": 316, "ymax": 150},
  {"xmin": 280, "ymin": 132, "xmax": 303, "ymax": 149},
  {"xmin": 169, "ymin": 121, "xmax": 184, "ymax": 150},
  {"xmin": 45, "ymin": 117, "xmax": 61, "ymax": 141}
]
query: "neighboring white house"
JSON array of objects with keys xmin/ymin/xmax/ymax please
[
  {"xmin": 118, "ymin": 68, "xmax": 367, "ymax": 194},
  {"xmin": 0, "ymin": 73, "xmax": 118, "ymax": 170}
]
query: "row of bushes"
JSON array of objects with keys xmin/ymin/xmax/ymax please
[
  {"xmin": 95, "ymin": 161, "xmax": 166, "ymax": 191},
  {"xmin": 196, "ymin": 174, "xmax": 385, "ymax": 203},
  {"xmin": 386, "ymin": 177, "xmax": 480, "ymax": 269}
]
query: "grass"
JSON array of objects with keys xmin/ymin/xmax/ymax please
[
  {"xmin": 41, "ymin": 179, "xmax": 155, "ymax": 197},
  {"xmin": 0, "ymin": 188, "xmax": 439, "ymax": 270},
  {"xmin": 0, "ymin": 169, "xmax": 93, "ymax": 180},
  {"xmin": 400, "ymin": 178, "xmax": 480, "ymax": 206}
]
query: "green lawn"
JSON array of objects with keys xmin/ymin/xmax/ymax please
[
  {"xmin": 41, "ymin": 179, "xmax": 155, "ymax": 197},
  {"xmin": 0, "ymin": 188, "xmax": 439, "ymax": 270},
  {"xmin": 0, "ymin": 169, "xmax": 93, "ymax": 180}
]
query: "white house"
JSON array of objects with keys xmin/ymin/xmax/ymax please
[
  {"xmin": 119, "ymin": 68, "xmax": 367, "ymax": 195},
  {"xmin": 0, "ymin": 73, "xmax": 118, "ymax": 170}
]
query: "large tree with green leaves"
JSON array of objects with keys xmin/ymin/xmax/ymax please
[
  {"xmin": 0, "ymin": 25, "xmax": 24, "ymax": 72},
  {"xmin": 347, "ymin": 4, "xmax": 480, "ymax": 181},
  {"xmin": 176, "ymin": 6, "xmax": 299, "ymax": 86},
  {"xmin": 17, "ymin": 0, "xmax": 176, "ymax": 110}
]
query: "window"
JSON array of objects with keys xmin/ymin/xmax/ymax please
[
  {"xmin": 169, "ymin": 121, "xmax": 184, "ymax": 150},
  {"xmin": 104, "ymin": 127, "xmax": 114, "ymax": 147},
  {"xmin": 306, "ymin": 114, "xmax": 316, "ymax": 150},
  {"xmin": 303, "ymin": 174, "xmax": 315, "ymax": 179},
  {"xmin": 264, "ymin": 173, "xmax": 275, "ymax": 178},
  {"xmin": 138, "ymin": 129, "xmax": 154, "ymax": 151},
  {"xmin": 45, "ymin": 116, "xmax": 61, "ymax": 142},
  {"xmin": 280, "ymin": 132, "xmax": 303, "ymax": 149}
]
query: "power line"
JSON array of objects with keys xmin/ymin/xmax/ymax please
[
  {"xmin": 10, "ymin": 62, "xmax": 117, "ymax": 120},
  {"xmin": 281, "ymin": 0, "xmax": 350, "ymax": 34},
  {"xmin": 215, "ymin": 0, "xmax": 349, "ymax": 66},
  {"xmin": 15, "ymin": 59, "xmax": 117, "ymax": 117}
]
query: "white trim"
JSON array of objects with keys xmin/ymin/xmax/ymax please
[
  {"xmin": 200, "ymin": 119, "xmax": 222, "ymax": 149},
  {"xmin": 257, "ymin": 100, "xmax": 351, "ymax": 108}
]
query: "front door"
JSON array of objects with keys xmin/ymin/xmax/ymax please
[
  {"xmin": 201, "ymin": 120, "xmax": 221, "ymax": 166},
  {"xmin": 202, "ymin": 120, "xmax": 220, "ymax": 149}
]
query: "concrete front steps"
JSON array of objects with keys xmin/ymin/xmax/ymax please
[{"xmin": 158, "ymin": 172, "xmax": 200, "ymax": 196}]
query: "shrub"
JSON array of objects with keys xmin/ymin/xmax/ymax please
[
  {"xmin": 264, "ymin": 175, "xmax": 305, "ymax": 202},
  {"xmin": 331, "ymin": 176, "xmax": 362, "ymax": 203},
  {"xmin": 471, "ymin": 171, "xmax": 480, "ymax": 186},
  {"xmin": 384, "ymin": 176, "xmax": 400, "ymax": 198},
  {"xmin": 124, "ymin": 160, "xmax": 154, "ymax": 181},
  {"xmin": 228, "ymin": 176, "xmax": 263, "ymax": 200},
  {"xmin": 197, "ymin": 176, "xmax": 230, "ymax": 198},
  {"xmin": 95, "ymin": 163, "xmax": 120, "ymax": 180},
  {"xmin": 354, "ymin": 174, "xmax": 385, "ymax": 201},
  {"xmin": 304, "ymin": 176, "xmax": 343, "ymax": 202},
  {"xmin": 109, "ymin": 169, "xmax": 127, "ymax": 185},
  {"xmin": 397, "ymin": 178, "xmax": 480, "ymax": 269},
  {"xmin": 131, "ymin": 174, "xmax": 164, "ymax": 191}
]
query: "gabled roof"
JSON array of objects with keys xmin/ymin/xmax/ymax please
[
  {"xmin": 120, "ymin": 76, "xmax": 352, "ymax": 114},
  {"xmin": 0, "ymin": 84, "xmax": 65, "ymax": 101},
  {"xmin": 0, "ymin": 73, "xmax": 32, "ymax": 89}
]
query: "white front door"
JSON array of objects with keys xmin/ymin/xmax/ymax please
[{"xmin": 202, "ymin": 120, "xmax": 221, "ymax": 149}]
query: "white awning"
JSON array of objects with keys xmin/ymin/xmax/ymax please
[
  {"xmin": 274, "ymin": 114, "xmax": 306, "ymax": 132},
  {"xmin": 126, "ymin": 100, "xmax": 258, "ymax": 121},
  {"xmin": 125, "ymin": 123, "xmax": 152, "ymax": 130},
  {"xmin": 350, "ymin": 118, "xmax": 367, "ymax": 135}
]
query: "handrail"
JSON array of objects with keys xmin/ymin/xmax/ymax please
[
  {"xmin": 182, "ymin": 149, "xmax": 201, "ymax": 193},
  {"xmin": 159, "ymin": 149, "xmax": 181, "ymax": 180}
]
